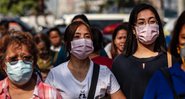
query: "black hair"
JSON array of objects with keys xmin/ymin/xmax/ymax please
[
  {"xmin": 46, "ymin": 27, "xmax": 61, "ymax": 36},
  {"xmin": 64, "ymin": 21, "xmax": 92, "ymax": 57},
  {"xmin": 111, "ymin": 22, "xmax": 128, "ymax": 58},
  {"xmin": 34, "ymin": 33, "xmax": 51, "ymax": 51},
  {"xmin": 91, "ymin": 27, "xmax": 103, "ymax": 52},
  {"xmin": 123, "ymin": 3, "xmax": 166, "ymax": 57},
  {"xmin": 169, "ymin": 10, "xmax": 185, "ymax": 61},
  {"xmin": 71, "ymin": 14, "xmax": 90, "ymax": 25}
]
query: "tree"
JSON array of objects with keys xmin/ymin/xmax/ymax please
[{"xmin": 0, "ymin": 0, "xmax": 46, "ymax": 16}]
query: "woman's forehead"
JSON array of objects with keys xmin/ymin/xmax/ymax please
[
  {"xmin": 75, "ymin": 24, "xmax": 90, "ymax": 33},
  {"xmin": 6, "ymin": 43, "xmax": 30, "ymax": 55},
  {"xmin": 137, "ymin": 9, "xmax": 155, "ymax": 20}
]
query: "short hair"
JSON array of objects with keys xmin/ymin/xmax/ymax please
[
  {"xmin": 34, "ymin": 33, "xmax": 51, "ymax": 51},
  {"xmin": 123, "ymin": 3, "xmax": 166, "ymax": 56},
  {"xmin": 169, "ymin": 10, "xmax": 185, "ymax": 61},
  {"xmin": 46, "ymin": 27, "xmax": 61, "ymax": 36},
  {"xmin": 0, "ymin": 30, "xmax": 38, "ymax": 67},
  {"xmin": 64, "ymin": 21, "xmax": 92, "ymax": 56}
]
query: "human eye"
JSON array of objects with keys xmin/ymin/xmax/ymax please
[
  {"xmin": 23, "ymin": 55, "xmax": 33, "ymax": 64},
  {"xmin": 7, "ymin": 56, "xmax": 18, "ymax": 65},
  {"xmin": 73, "ymin": 34, "xmax": 80, "ymax": 39},
  {"xmin": 149, "ymin": 18, "xmax": 157, "ymax": 25},
  {"xmin": 84, "ymin": 34, "xmax": 91, "ymax": 39},
  {"xmin": 137, "ymin": 21, "xmax": 145, "ymax": 26},
  {"xmin": 23, "ymin": 55, "xmax": 33, "ymax": 61},
  {"xmin": 85, "ymin": 35, "xmax": 91, "ymax": 39},
  {"xmin": 149, "ymin": 20, "xmax": 157, "ymax": 25}
]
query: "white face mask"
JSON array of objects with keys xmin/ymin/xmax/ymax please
[
  {"xmin": 70, "ymin": 38, "xmax": 94, "ymax": 60},
  {"xmin": 5, "ymin": 60, "xmax": 33, "ymax": 85},
  {"xmin": 135, "ymin": 24, "xmax": 159, "ymax": 45}
]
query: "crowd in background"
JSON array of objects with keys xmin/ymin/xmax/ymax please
[{"xmin": 0, "ymin": 3, "xmax": 185, "ymax": 99}]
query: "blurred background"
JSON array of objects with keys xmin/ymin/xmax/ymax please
[{"xmin": 0, "ymin": 0, "xmax": 184, "ymax": 45}]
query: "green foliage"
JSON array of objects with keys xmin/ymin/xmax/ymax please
[{"xmin": 0, "ymin": 0, "xmax": 37, "ymax": 16}]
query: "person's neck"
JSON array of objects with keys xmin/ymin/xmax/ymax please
[
  {"xmin": 89, "ymin": 51, "xmax": 99, "ymax": 59},
  {"xmin": 53, "ymin": 44, "xmax": 61, "ymax": 48},
  {"xmin": 69, "ymin": 55, "xmax": 90, "ymax": 70},
  {"xmin": 8, "ymin": 77, "xmax": 36, "ymax": 91},
  {"xmin": 117, "ymin": 49, "xmax": 123, "ymax": 55},
  {"xmin": 133, "ymin": 42, "xmax": 158, "ymax": 58},
  {"xmin": 68, "ymin": 56, "xmax": 91, "ymax": 81}
]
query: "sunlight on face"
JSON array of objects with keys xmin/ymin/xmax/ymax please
[
  {"xmin": 49, "ymin": 31, "xmax": 61, "ymax": 47},
  {"xmin": 136, "ymin": 9, "xmax": 157, "ymax": 27},
  {"xmin": 114, "ymin": 29, "xmax": 127, "ymax": 54},
  {"xmin": 179, "ymin": 25, "xmax": 185, "ymax": 47}
]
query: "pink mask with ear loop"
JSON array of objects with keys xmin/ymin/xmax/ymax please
[
  {"xmin": 70, "ymin": 38, "xmax": 94, "ymax": 60},
  {"xmin": 135, "ymin": 24, "xmax": 159, "ymax": 45}
]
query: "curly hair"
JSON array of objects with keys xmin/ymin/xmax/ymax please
[{"xmin": 0, "ymin": 30, "xmax": 38, "ymax": 68}]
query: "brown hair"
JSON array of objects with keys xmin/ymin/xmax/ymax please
[
  {"xmin": 0, "ymin": 30, "xmax": 38, "ymax": 68},
  {"xmin": 64, "ymin": 21, "xmax": 92, "ymax": 55},
  {"xmin": 111, "ymin": 23, "xmax": 128, "ymax": 59}
]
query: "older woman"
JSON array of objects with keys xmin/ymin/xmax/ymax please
[
  {"xmin": 45, "ymin": 21, "xmax": 125, "ymax": 99},
  {"xmin": 0, "ymin": 31, "xmax": 61, "ymax": 99}
]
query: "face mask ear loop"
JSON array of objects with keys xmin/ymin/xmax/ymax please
[
  {"xmin": 177, "ymin": 46, "xmax": 180, "ymax": 55},
  {"xmin": 178, "ymin": 46, "xmax": 185, "ymax": 65}
]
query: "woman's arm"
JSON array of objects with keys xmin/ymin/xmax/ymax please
[{"xmin": 110, "ymin": 90, "xmax": 126, "ymax": 99}]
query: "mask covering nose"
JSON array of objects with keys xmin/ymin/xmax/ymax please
[
  {"xmin": 70, "ymin": 38, "xmax": 94, "ymax": 60},
  {"xmin": 5, "ymin": 60, "xmax": 33, "ymax": 85},
  {"xmin": 135, "ymin": 24, "xmax": 159, "ymax": 45}
]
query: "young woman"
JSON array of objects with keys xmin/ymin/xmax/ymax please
[
  {"xmin": 106, "ymin": 23, "xmax": 128, "ymax": 59},
  {"xmin": 143, "ymin": 10, "xmax": 185, "ymax": 99},
  {"xmin": 112, "ymin": 3, "xmax": 177, "ymax": 99},
  {"xmin": 45, "ymin": 21, "xmax": 125, "ymax": 99}
]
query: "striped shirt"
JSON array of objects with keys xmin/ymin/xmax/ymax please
[{"xmin": 0, "ymin": 76, "xmax": 62, "ymax": 99}]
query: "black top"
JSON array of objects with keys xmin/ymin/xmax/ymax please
[{"xmin": 112, "ymin": 52, "xmax": 178, "ymax": 99}]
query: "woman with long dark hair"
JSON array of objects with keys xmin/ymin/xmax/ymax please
[{"xmin": 112, "ymin": 3, "xmax": 177, "ymax": 99}]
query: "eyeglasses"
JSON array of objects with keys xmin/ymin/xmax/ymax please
[
  {"xmin": 135, "ymin": 19, "xmax": 158, "ymax": 27},
  {"xmin": 5, "ymin": 55, "xmax": 33, "ymax": 65}
]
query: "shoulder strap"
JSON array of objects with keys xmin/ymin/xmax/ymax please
[
  {"xmin": 167, "ymin": 52, "xmax": 172, "ymax": 68},
  {"xmin": 160, "ymin": 68, "xmax": 180, "ymax": 99},
  {"xmin": 87, "ymin": 63, "xmax": 100, "ymax": 99}
]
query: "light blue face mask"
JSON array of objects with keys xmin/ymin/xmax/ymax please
[{"xmin": 5, "ymin": 60, "xmax": 33, "ymax": 85}]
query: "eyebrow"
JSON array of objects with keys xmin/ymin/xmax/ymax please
[{"xmin": 137, "ymin": 16, "xmax": 156, "ymax": 21}]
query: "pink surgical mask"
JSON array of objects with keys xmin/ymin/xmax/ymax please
[
  {"xmin": 135, "ymin": 24, "xmax": 159, "ymax": 45},
  {"xmin": 70, "ymin": 38, "xmax": 94, "ymax": 60}
]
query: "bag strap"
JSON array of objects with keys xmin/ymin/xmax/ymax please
[
  {"xmin": 87, "ymin": 63, "xmax": 100, "ymax": 99},
  {"xmin": 160, "ymin": 68, "xmax": 180, "ymax": 99},
  {"xmin": 167, "ymin": 52, "xmax": 172, "ymax": 68}
]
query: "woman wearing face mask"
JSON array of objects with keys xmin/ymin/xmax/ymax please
[
  {"xmin": 143, "ymin": 10, "xmax": 185, "ymax": 99},
  {"xmin": 45, "ymin": 21, "xmax": 125, "ymax": 99},
  {"xmin": 0, "ymin": 31, "xmax": 61, "ymax": 99},
  {"xmin": 112, "ymin": 4, "xmax": 177, "ymax": 99}
]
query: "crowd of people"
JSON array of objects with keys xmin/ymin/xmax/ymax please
[{"xmin": 0, "ymin": 3, "xmax": 184, "ymax": 99}]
